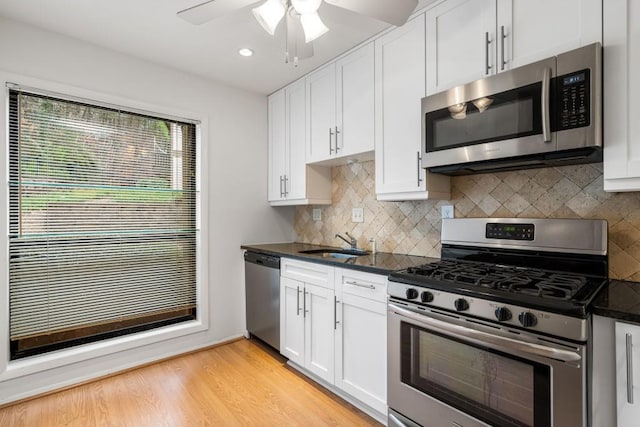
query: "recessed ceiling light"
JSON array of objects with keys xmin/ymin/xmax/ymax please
[{"xmin": 238, "ymin": 48, "xmax": 254, "ymax": 57}]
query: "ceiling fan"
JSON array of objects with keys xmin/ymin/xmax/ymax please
[{"xmin": 177, "ymin": 0, "xmax": 418, "ymax": 65}]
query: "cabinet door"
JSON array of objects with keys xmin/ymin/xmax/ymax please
[
  {"xmin": 375, "ymin": 14, "xmax": 427, "ymax": 199},
  {"xmin": 335, "ymin": 292, "xmax": 387, "ymax": 414},
  {"xmin": 267, "ymin": 89, "xmax": 286, "ymax": 202},
  {"xmin": 497, "ymin": 0, "xmax": 602, "ymax": 71},
  {"xmin": 285, "ymin": 79, "xmax": 307, "ymax": 200},
  {"xmin": 304, "ymin": 282, "xmax": 335, "ymax": 384},
  {"xmin": 280, "ymin": 277, "xmax": 305, "ymax": 366},
  {"xmin": 335, "ymin": 42, "xmax": 375, "ymax": 158},
  {"xmin": 603, "ymin": 0, "xmax": 640, "ymax": 191},
  {"xmin": 616, "ymin": 322, "xmax": 640, "ymax": 426},
  {"xmin": 375, "ymin": 14, "xmax": 451, "ymax": 201},
  {"xmin": 306, "ymin": 64, "xmax": 336, "ymax": 163},
  {"xmin": 426, "ymin": 0, "xmax": 497, "ymax": 95}
]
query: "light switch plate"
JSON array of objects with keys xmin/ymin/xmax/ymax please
[
  {"xmin": 312, "ymin": 208, "xmax": 322, "ymax": 221},
  {"xmin": 441, "ymin": 205, "xmax": 454, "ymax": 219},
  {"xmin": 352, "ymin": 207, "xmax": 364, "ymax": 223}
]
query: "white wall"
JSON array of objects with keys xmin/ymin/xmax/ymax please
[{"xmin": 0, "ymin": 16, "xmax": 295, "ymax": 404}]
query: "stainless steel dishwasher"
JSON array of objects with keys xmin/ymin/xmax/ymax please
[{"xmin": 244, "ymin": 251, "xmax": 280, "ymax": 350}]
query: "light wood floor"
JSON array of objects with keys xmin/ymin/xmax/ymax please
[{"xmin": 0, "ymin": 338, "xmax": 380, "ymax": 426}]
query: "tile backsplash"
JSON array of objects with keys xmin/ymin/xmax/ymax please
[{"xmin": 294, "ymin": 161, "xmax": 640, "ymax": 281}]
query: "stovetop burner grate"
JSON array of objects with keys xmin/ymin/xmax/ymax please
[{"xmin": 405, "ymin": 260, "xmax": 588, "ymax": 300}]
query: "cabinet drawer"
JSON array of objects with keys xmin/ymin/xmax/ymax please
[
  {"xmin": 281, "ymin": 258, "xmax": 333, "ymax": 289},
  {"xmin": 337, "ymin": 268, "xmax": 387, "ymax": 302}
]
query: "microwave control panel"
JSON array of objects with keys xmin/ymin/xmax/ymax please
[{"xmin": 556, "ymin": 69, "xmax": 590, "ymax": 130}]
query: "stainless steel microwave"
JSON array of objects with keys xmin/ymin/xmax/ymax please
[{"xmin": 421, "ymin": 43, "xmax": 602, "ymax": 175}]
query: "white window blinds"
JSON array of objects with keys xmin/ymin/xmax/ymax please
[{"xmin": 8, "ymin": 89, "xmax": 199, "ymax": 359}]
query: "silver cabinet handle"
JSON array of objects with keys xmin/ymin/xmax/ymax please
[
  {"xmin": 329, "ymin": 128, "xmax": 334, "ymax": 154},
  {"xmin": 500, "ymin": 25, "xmax": 507, "ymax": 71},
  {"xmin": 416, "ymin": 151, "xmax": 423, "ymax": 187},
  {"xmin": 283, "ymin": 175, "xmax": 288, "ymax": 197},
  {"xmin": 541, "ymin": 67, "xmax": 552, "ymax": 143},
  {"xmin": 303, "ymin": 289, "xmax": 309, "ymax": 318},
  {"xmin": 345, "ymin": 280, "xmax": 375, "ymax": 290},
  {"xmin": 279, "ymin": 175, "xmax": 284, "ymax": 198},
  {"xmin": 296, "ymin": 285, "xmax": 301, "ymax": 316},
  {"xmin": 627, "ymin": 333, "xmax": 634, "ymax": 404},
  {"xmin": 485, "ymin": 32, "xmax": 492, "ymax": 75},
  {"xmin": 334, "ymin": 126, "xmax": 340, "ymax": 153},
  {"xmin": 334, "ymin": 295, "xmax": 340, "ymax": 330}
]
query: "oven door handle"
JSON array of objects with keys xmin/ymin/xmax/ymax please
[{"xmin": 389, "ymin": 303, "xmax": 581, "ymax": 363}]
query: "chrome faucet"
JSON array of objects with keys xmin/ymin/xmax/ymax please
[{"xmin": 335, "ymin": 232, "xmax": 357, "ymax": 249}]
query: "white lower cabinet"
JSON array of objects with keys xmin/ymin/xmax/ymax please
[
  {"xmin": 616, "ymin": 321, "xmax": 640, "ymax": 426},
  {"xmin": 334, "ymin": 268, "xmax": 387, "ymax": 414},
  {"xmin": 280, "ymin": 259, "xmax": 335, "ymax": 384},
  {"xmin": 279, "ymin": 259, "xmax": 387, "ymax": 419}
]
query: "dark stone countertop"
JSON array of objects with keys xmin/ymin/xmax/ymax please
[
  {"xmin": 241, "ymin": 242, "xmax": 437, "ymax": 275},
  {"xmin": 592, "ymin": 279, "xmax": 640, "ymax": 324}
]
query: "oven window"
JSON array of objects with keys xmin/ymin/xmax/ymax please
[
  {"xmin": 425, "ymin": 82, "xmax": 542, "ymax": 152},
  {"xmin": 401, "ymin": 322, "xmax": 550, "ymax": 427}
]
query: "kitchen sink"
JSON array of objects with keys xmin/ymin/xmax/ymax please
[{"xmin": 298, "ymin": 248, "xmax": 369, "ymax": 258}]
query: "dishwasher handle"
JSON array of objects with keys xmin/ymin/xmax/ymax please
[{"xmin": 244, "ymin": 251, "xmax": 280, "ymax": 269}]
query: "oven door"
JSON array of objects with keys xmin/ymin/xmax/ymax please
[{"xmin": 388, "ymin": 302, "xmax": 586, "ymax": 427}]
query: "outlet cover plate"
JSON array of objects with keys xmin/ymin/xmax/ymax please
[
  {"xmin": 313, "ymin": 208, "xmax": 322, "ymax": 221},
  {"xmin": 352, "ymin": 207, "xmax": 364, "ymax": 223},
  {"xmin": 441, "ymin": 205, "xmax": 454, "ymax": 219}
]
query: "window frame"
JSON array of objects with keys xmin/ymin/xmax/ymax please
[{"xmin": 0, "ymin": 74, "xmax": 209, "ymax": 381}]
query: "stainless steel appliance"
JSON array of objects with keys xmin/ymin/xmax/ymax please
[
  {"xmin": 387, "ymin": 218, "xmax": 608, "ymax": 427},
  {"xmin": 421, "ymin": 43, "xmax": 602, "ymax": 175},
  {"xmin": 244, "ymin": 251, "xmax": 280, "ymax": 350}
]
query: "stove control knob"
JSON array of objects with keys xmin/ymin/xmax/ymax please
[
  {"xmin": 494, "ymin": 307, "xmax": 512, "ymax": 322},
  {"xmin": 454, "ymin": 298, "xmax": 469, "ymax": 312},
  {"xmin": 518, "ymin": 312, "xmax": 537, "ymax": 328},
  {"xmin": 405, "ymin": 288, "xmax": 419, "ymax": 300},
  {"xmin": 421, "ymin": 291, "xmax": 434, "ymax": 303}
]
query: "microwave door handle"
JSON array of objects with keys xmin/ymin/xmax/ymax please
[
  {"xmin": 388, "ymin": 303, "xmax": 581, "ymax": 363},
  {"xmin": 542, "ymin": 67, "xmax": 552, "ymax": 142}
]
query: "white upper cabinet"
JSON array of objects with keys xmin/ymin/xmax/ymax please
[
  {"xmin": 426, "ymin": 0, "xmax": 497, "ymax": 95},
  {"xmin": 335, "ymin": 43, "xmax": 375, "ymax": 158},
  {"xmin": 603, "ymin": 0, "xmax": 640, "ymax": 191},
  {"xmin": 267, "ymin": 89, "xmax": 287, "ymax": 202},
  {"xmin": 375, "ymin": 13, "xmax": 450, "ymax": 201},
  {"xmin": 307, "ymin": 42, "xmax": 375, "ymax": 164},
  {"xmin": 306, "ymin": 64, "xmax": 336, "ymax": 163},
  {"xmin": 268, "ymin": 80, "xmax": 331, "ymax": 206},
  {"xmin": 286, "ymin": 79, "xmax": 308, "ymax": 201},
  {"xmin": 426, "ymin": 0, "xmax": 602, "ymax": 95},
  {"xmin": 497, "ymin": 0, "xmax": 602, "ymax": 70}
]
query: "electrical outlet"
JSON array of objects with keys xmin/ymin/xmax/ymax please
[
  {"xmin": 441, "ymin": 205, "xmax": 454, "ymax": 219},
  {"xmin": 312, "ymin": 208, "xmax": 322, "ymax": 221},
  {"xmin": 352, "ymin": 207, "xmax": 364, "ymax": 223}
]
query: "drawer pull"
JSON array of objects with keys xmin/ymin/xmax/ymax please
[{"xmin": 345, "ymin": 280, "xmax": 375, "ymax": 290}]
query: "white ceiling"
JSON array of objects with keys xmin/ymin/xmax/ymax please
[{"xmin": 0, "ymin": 0, "xmax": 432, "ymax": 95}]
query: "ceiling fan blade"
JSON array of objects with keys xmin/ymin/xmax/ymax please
[
  {"xmin": 286, "ymin": 11, "xmax": 314, "ymax": 63},
  {"xmin": 177, "ymin": 0, "xmax": 259, "ymax": 25},
  {"xmin": 323, "ymin": 0, "xmax": 418, "ymax": 26}
]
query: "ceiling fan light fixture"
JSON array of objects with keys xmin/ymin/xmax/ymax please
[
  {"xmin": 252, "ymin": 0, "xmax": 286, "ymax": 36},
  {"xmin": 300, "ymin": 12, "xmax": 329, "ymax": 43},
  {"xmin": 291, "ymin": 0, "xmax": 322, "ymax": 14}
]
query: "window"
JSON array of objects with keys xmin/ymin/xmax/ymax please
[{"xmin": 8, "ymin": 87, "xmax": 199, "ymax": 359}]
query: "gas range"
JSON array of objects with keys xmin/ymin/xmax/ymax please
[{"xmin": 388, "ymin": 218, "xmax": 608, "ymax": 342}]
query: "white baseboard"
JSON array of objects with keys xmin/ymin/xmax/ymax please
[{"xmin": 286, "ymin": 361, "xmax": 387, "ymax": 425}]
